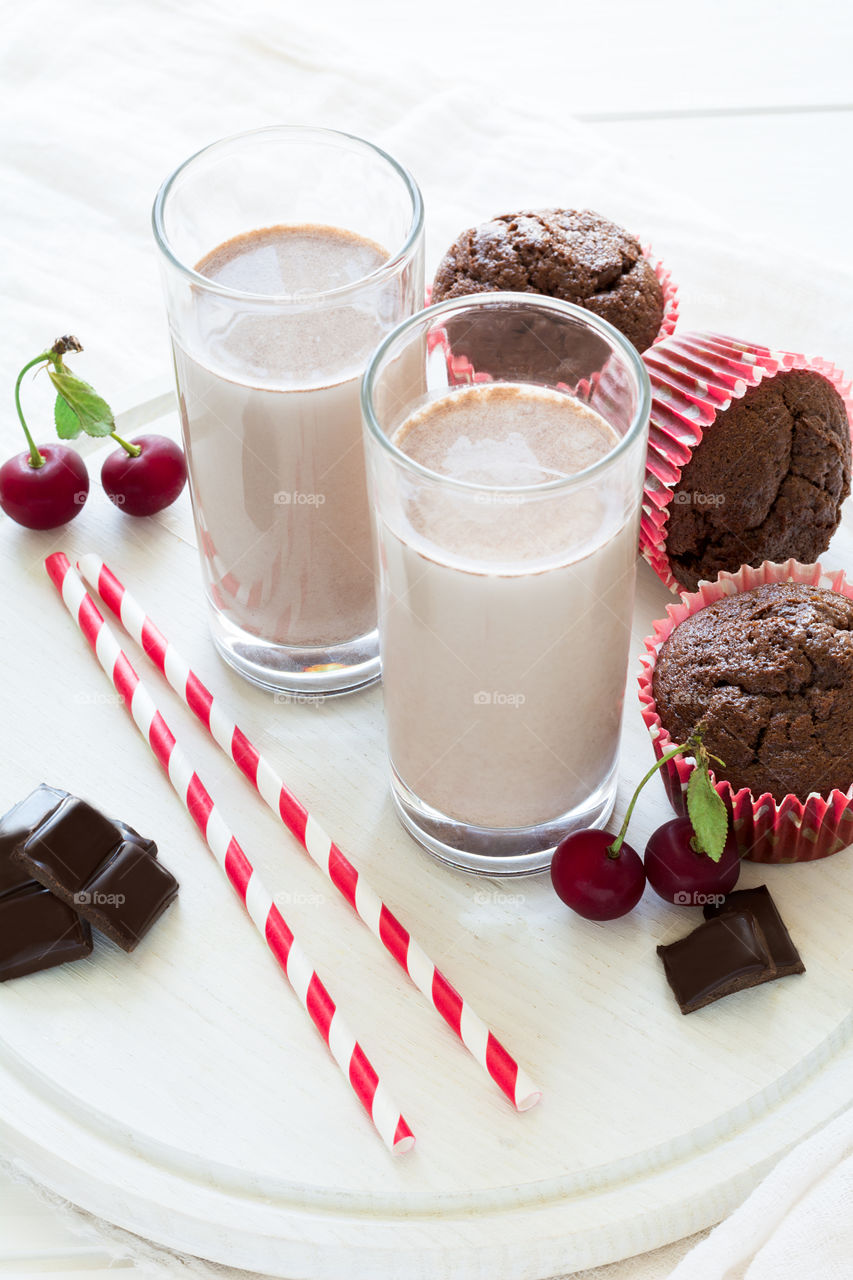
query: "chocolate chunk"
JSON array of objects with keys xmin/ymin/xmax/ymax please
[
  {"xmin": 0, "ymin": 886, "xmax": 93, "ymax": 982},
  {"xmin": 0, "ymin": 786, "xmax": 93, "ymax": 981},
  {"xmin": 70, "ymin": 840, "xmax": 178, "ymax": 951},
  {"xmin": 657, "ymin": 911, "xmax": 776, "ymax": 1014},
  {"xmin": 0, "ymin": 784, "xmax": 67, "ymax": 896},
  {"xmin": 11, "ymin": 793, "xmax": 178, "ymax": 954},
  {"xmin": 704, "ymin": 885, "xmax": 805, "ymax": 978},
  {"xmin": 19, "ymin": 796, "xmax": 133, "ymax": 892}
]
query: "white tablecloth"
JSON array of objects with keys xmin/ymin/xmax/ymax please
[{"xmin": 2, "ymin": 3, "xmax": 853, "ymax": 1277}]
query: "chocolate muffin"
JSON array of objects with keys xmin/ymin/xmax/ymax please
[
  {"xmin": 432, "ymin": 209, "xmax": 665, "ymax": 353},
  {"xmin": 665, "ymin": 370, "xmax": 851, "ymax": 592},
  {"xmin": 652, "ymin": 581, "xmax": 853, "ymax": 801}
]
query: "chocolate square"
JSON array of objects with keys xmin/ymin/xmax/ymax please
[
  {"xmin": 13, "ymin": 816, "xmax": 178, "ymax": 955},
  {"xmin": 76, "ymin": 841, "xmax": 179, "ymax": 951},
  {"xmin": 0, "ymin": 883, "xmax": 92, "ymax": 982},
  {"xmin": 703, "ymin": 885, "xmax": 805, "ymax": 978},
  {"xmin": 0, "ymin": 786, "xmax": 93, "ymax": 981},
  {"xmin": 0, "ymin": 785, "xmax": 177, "ymax": 968},
  {"xmin": 18, "ymin": 796, "xmax": 127, "ymax": 893},
  {"xmin": 657, "ymin": 910, "xmax": 776, "ymax": 1014},
  {"xmin": 0, "ymin": 784, "xmax": 67, "ymax": 898}
]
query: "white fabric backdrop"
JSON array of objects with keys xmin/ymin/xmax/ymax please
[
  {"xmin": 668, "ymin": 1106, "xmax": 853, "ymax": 1280},
  {"xmin": 2, "ymin": 3, "xmax": 853, "ymax": 1277},
  {"xmin": 6, "ymin": 0, "xmax": 851, "ymax": 420}
]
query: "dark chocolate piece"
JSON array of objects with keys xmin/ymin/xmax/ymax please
[
  {"xmin": 704, "ymin": 885, "xmax": 805, "ymax": 978},
  {"xmin": 0, "ymin": 786, "xmax": 92, "ymax": 981},
  {"xmin": 11, "ymin": 794, "xmax": 178, "ymax": 954},
  {"xmin": 657, "ymin": 911, "xmax": 776, "ymax": 1014},
  {"xmin": 69, "ymin": 840, "xmax": 178, "ymax": 951},
  {"xmin": 0, "ymin": 784, "xmax": 67, "ymax": 897},
  {"xmin": 19, "ymin": 796, "xmax": 133, "ymax": 893},
  {"xmin": 112, "ymin": 819, "xmax": 158, "ymax": 860},
  {"xmin": 0, "ymin": 886, "xmax": 93, "ymax": 982}
]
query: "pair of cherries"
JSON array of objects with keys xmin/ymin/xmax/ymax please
[
  {"xmin": 0, "ymin": 337, "xmax": 186, "ymax": 531},
  {"xmin": 551, "ymin": 818, "xmax": 740, "ymax": 919},
  {"xmin": 0, "ymin": 436, "xmax": 186, "ymax": 529},
  {"xmin": 550, "ymin": 731, "xmax": 739, "ymax": 919}
]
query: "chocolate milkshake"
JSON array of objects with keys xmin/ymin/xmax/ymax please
[
  {"xmin": 377, "ymin": 382, "xmax": 638, "ymax": 833},
  {"xmin": 174, "ymin": 224, "xmax": 388, "ymax": 650}
]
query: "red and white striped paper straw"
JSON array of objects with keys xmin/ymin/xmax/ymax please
[
  {"xmin": 46, "ymin": 553, "xmax": 414, "ymax": 1154},
  {"xmin": 78, "ymin": 553, "xmax": 542, "ymax": 1112}
]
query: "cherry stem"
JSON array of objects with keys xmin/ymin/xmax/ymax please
[
  {"xmin": 110, "ymin": 431, "xmax": 141, "ymax": 458},
  {"xmin": 14, "ymin": 352, "xmax": 53, "ymax": 469},
  {"xmin": 606, "ymin": 744, "xmax": 690, "ymax": 857}
]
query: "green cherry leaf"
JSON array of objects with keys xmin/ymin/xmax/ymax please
[
  {"xmin": 47, "ymin": 368, "xmax": 114, "ymax": 438},
  {"xmin": 686, "ymin": 765, "xmax": 728, "ymax": 862},
  {"xmin": 54, "ymin": 393, "xmax": 82, "ymax": 439}
]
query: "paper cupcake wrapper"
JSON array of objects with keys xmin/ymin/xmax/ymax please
[
  {"xmin": 638, "ymin": 558, "xmax": 853, "ymax": 863},
  {"xmin": 645, "ymin": 247, "xmax": 679, "ymax": 346},
  {"xmin": 425, "ymin": 244, "xmax": 679, "ymax": 385},
  {"xmin": 640, "ymin": 331, "xmax": 853, "ymax": 592}
]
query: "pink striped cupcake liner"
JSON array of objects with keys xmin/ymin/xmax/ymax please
[
  {"xmin": 638, "ymin": 558, "xmax": 853, "ymax": 864},
  {"xmin": 425, "ymin": 243, "xmax": 679, "ymax": 385},
  {"xmin": 645, "ymin": 247, "xmax": 679, "ymax": 346},
  {"xmin": 640, "ymin": 331, "xmax": 853, "ymax": 592}
]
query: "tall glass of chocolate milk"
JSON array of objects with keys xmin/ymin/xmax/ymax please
[
  {"xmin": 153, "ymin": 127, "xmax": 424, "ymax": 694},
  {"xmin": 363, "ymin": 294, "xmax": 651, "ymax": 874}
]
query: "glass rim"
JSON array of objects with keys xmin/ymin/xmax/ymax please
[
  {"xmin": 361, "ymin": 292, "xmax": 652, "ymax": 496},
  {"xmin": 151, "ymin": 124, "xmax": 424, "ymax": 306}
]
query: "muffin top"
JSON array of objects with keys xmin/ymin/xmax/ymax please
[
  {"xmin": 665, "ymin": 371, "xmax": 851, "ymax": 592},
  {"xmin": 432, "ymin": 209, "xmax": 665, "ymax": 353},
  {"xmin": 652, "ymin": 581, "xmax": 853, "ymax": 802}
]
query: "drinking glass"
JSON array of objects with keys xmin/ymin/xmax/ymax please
[
  {"xmin": 153, "ymin": 126, "xmax": 424, "ymax": 695},
  {"xmin": 362, "ymin": 293, "xmax": 651, "ymax": 874}
]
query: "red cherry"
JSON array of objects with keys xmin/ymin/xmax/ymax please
[
  {"xmin": 101, "ymin": 434, "xmax": 187, "ymax": 517},
  {"xmin": 644, "ymin": 817, "xmax": 741, "ymax": 906},
  {"xmin": 551, "ymin": 829, "xmax": 646, "ymax": 921},
  {"xmin": 0, "ymin": 445, "xmax": 89, "ymax": 530}
]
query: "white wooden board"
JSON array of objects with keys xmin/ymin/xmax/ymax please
[{"xmin": 2, "ymin": 386, "xmax": 853, "ymax": 1279}]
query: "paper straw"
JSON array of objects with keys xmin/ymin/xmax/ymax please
[
  {"xmin": 46, "ymin": 553, "xmax": 414, "ymax": 1154},
  {"xmin": 79, "ymin": 553, "xmax": 542, "ymax": 1112}
]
